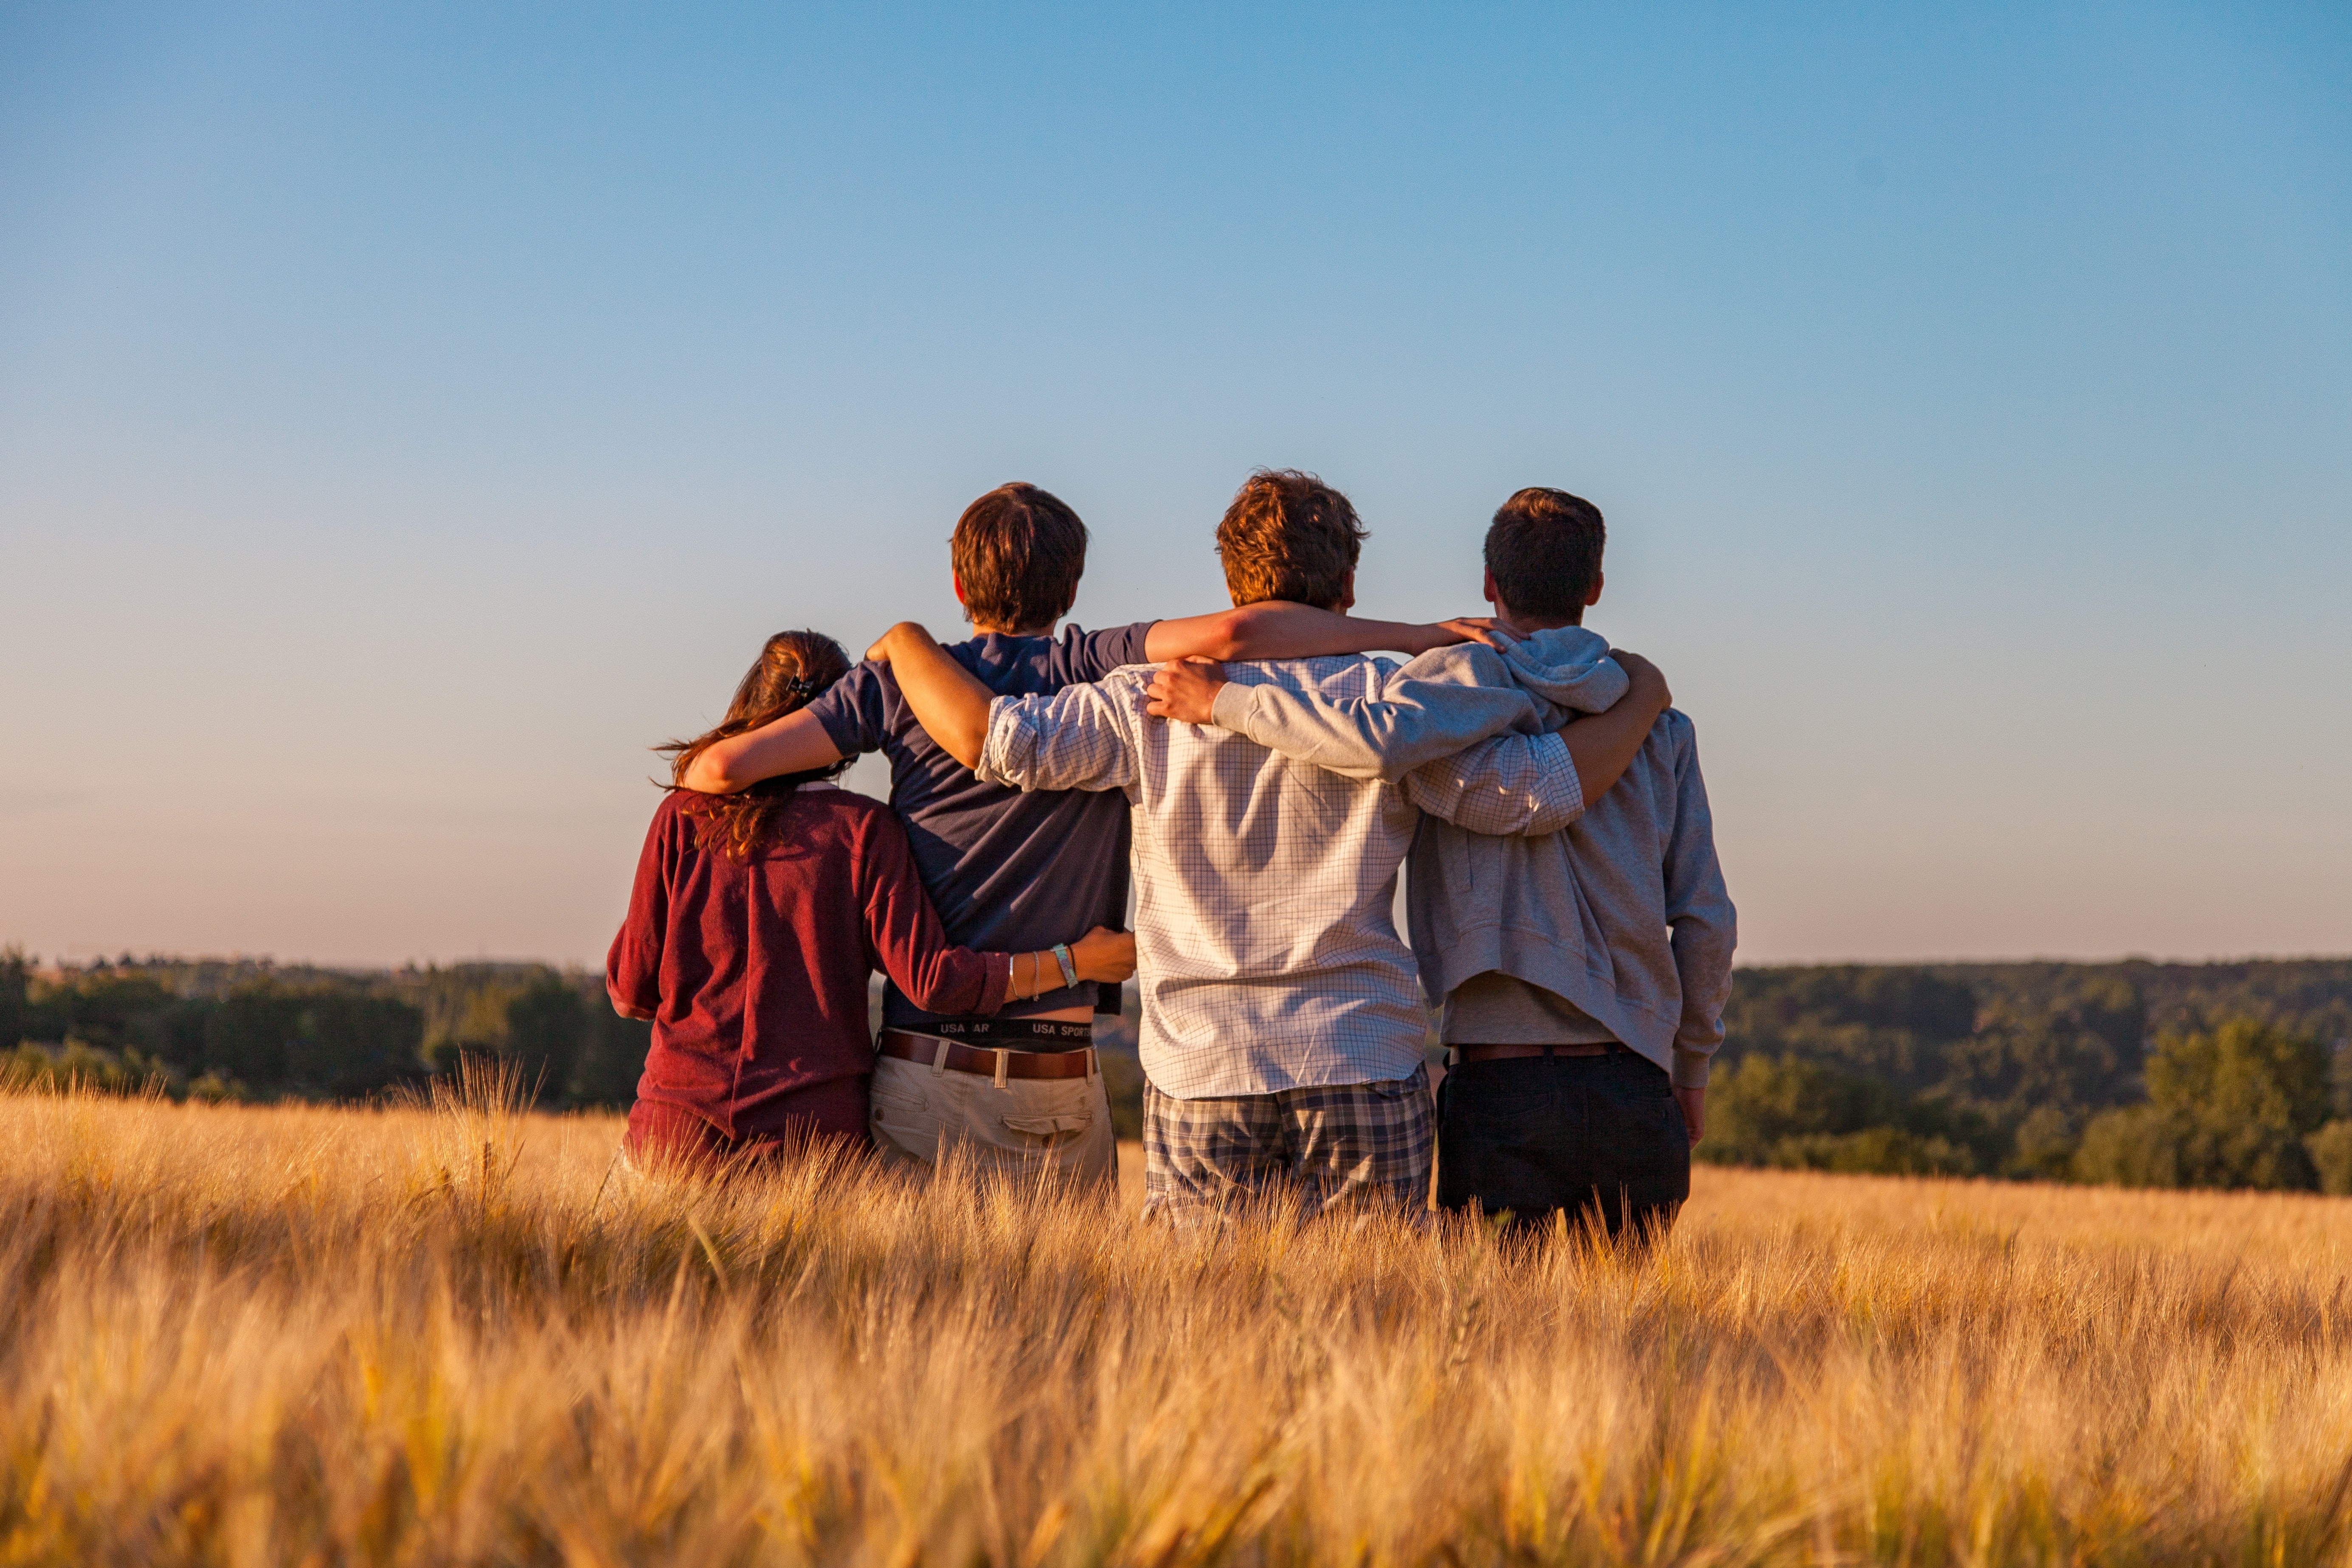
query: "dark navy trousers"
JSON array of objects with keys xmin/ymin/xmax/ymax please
[{"xmin": 1435, "ymin": 1048, "xmax": 1690, "ymax": 1240}]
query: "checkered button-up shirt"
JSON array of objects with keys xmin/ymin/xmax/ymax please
[{"xmin": 977, "ymin": 656, "xmax": 1584, "ymax": 1099}]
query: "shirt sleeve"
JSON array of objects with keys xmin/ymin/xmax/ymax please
[
  {"xmin": 1660, "ymin": 713, "xmax": 1737, "ymax": 1087},
  {"xmin": 1400, "ymin": 731, "xmax": 1586, "ymax": 836},
  {"xmin": 974, "ymin": 679, "xmax": 1141, "ymax": 796},
  {"xmin": 603, "ymin": 801, "xmax": 674, "ymax": 1016},
  {"xmin": 1204, "ymin": 646, "xmax": 1546, "ymax": 783},
  {"xmin": 1053, "ymin": 621, "xmax": 1157, "ymax": 684},
  {"xmin": 853, "ymin": 808, "xmax": 1011, "ymax": 1017},
  {"xmin": 802, "ymin": 660, "xmax": 892, "ymax": 758}
]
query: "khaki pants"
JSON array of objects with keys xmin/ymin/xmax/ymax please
[{"xmin": 869, "ymin": 1047, "xmax": 1117, "ymax": 1190}]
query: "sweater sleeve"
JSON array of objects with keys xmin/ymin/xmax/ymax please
[
  {"xmin": 604, "ymin": 802, "xmax": 672, "ymax": 1017},
  {"xmin": 1660, "ymin": 714, "xmax": 1737, "ymax": 1088},
  {"xmin": 855, "ymin": 808, "xmax": 1011, "ymax": 1017}
]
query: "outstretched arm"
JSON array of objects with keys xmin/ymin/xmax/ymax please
[
  {"xmin": 1148, "ymin": 650, "xmax": 1673, "ymax": 814},
  {"xmin": 1144, "ymin": 602, "xmax": 1503, "ymax": 664},
  {"xmin": 867, "ymin": 622, "xmax": 998, "ymax": 769},
  {"xmin": 680, "ymin": 709, "xmax": 844, "ymax": 794}
]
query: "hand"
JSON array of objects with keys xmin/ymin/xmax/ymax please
[
  {"xmin": 1610, "ymin": 649, "xmax": 1673, "ymax": 714},
  {"xmin": 864, "ymin": 622, "xmax": 931, "ymax": 664},
  {"xmin": 1070, "ymin": 926, "xmax": 1137, "ymax": 983},
  {"xmin": 1145, "ymin": 657, "xmax": 1227, "ymax": 725},
  {"xmin": 1675, "ymin": 1086, "xmax": 1705, "ymax": 1146},
  {"xmin": 1424, "ymin": 617, "xmax": 1518, "ymax": 652}
]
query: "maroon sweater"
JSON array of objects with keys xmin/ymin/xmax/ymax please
[{"xmin": 607, "ymin": 784, "xmax": 1010, "ymax": 1140}]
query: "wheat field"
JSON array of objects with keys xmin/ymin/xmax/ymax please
[{"xmin": 5, "ymin": 1076, "xmax": 2352, "ymax": 1567}]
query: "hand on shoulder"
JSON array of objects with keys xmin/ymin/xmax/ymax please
[{"xmin": 1145, "ymin": 658, "xmax": 1227, "ymax": 726}]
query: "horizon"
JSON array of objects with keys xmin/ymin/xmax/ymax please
[
  {"xmin": 5, "ymin": 4, "xmax": 2348, "ymax": 968},
  {"xmin": 20, "ymin": 946, "xmax": 2352, "ymax": 980}
]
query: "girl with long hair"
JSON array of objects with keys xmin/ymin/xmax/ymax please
[{"xmin": 606, "ymin": 630, "xmax": 1134, "ymax": 1171}]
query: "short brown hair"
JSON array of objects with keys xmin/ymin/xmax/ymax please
[
  {"xmin": 951, "ymin": 482, "xmax": 1088, "ymax": 631},
  {"xmin": 1213, "ymin": 470, "xmax": 1366, "ymax": 608},
  {"xmin": 1485, "ymin": 488, "xmax": 1605, "ymax": 622}
]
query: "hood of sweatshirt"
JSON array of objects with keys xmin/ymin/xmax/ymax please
[{"xmin": 1494, "ymin": 625, "xmax": 1628, "ymax": 721}]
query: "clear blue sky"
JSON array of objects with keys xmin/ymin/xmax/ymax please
[{"xmin": 3, "ymin": 3, "xmax": 2347, "ymax": 968}]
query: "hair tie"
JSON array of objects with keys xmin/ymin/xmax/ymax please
[{"xmin": 786, "ymin": 675, "xmax": 817, "ymax": 698}]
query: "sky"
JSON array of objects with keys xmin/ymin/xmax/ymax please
[{"xmin": 2, "ymin": 2, "xmax": 2347, "ymax": 971}]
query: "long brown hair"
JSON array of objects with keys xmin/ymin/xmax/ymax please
[{"xmin": 659, "ymin": 630, "xmax": 852, "ymax": 861}]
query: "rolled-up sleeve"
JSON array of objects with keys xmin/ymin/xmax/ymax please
[
  {"xmin": 1401, "ymin": 731, "xmax": 1585, "ymax": 837},
  {"xmin": 975, "ymin": 682, "xmax": 1139, "ymax": 795}
]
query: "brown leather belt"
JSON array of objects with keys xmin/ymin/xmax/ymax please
[
  {"xmin": 1454, "ymin": 1042, "xmax": 1624, "ymax": 1064},
  {"xmin": 878, "ymin": 1029, "xmax": 1097, "ymax": 1081}
]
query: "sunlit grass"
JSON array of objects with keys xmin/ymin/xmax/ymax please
[{"xmin": 5, "ymin": 1075, "xmax": 2352, "ymax": 1565}]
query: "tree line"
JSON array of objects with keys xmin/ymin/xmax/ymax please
[
  {"xmin": 10, "ymin": 950, "xmax": 2352, "ymax": 1194},
  {"xmin": 1700, "ymin": 960, "xmax": 2352, "ymax": 1193},
  {"xmin": 0, "ymin": 952, "xmax": 650, "ymax": 1109}
]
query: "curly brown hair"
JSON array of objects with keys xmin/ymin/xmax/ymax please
[
  {"xmin": 658, "ymin": 630, "xmax": 852, "ymax": 861},
  {"xmin": 1213, "ymin": 470, "xmax": 1366, "ymax": 608}
]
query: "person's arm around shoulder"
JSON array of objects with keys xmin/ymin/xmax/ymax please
[
  {"xmin": 1401, "ymin": 650, "xmax": 1673, "ymax": 833},
  {"xmin": 1142, "ymin": 602, "xmax": 1505, "ymax": 665},
  {"xmin": 1145, "ymin": 644, "xmax": 1541, "ymax": 783},
  {"xmin": 867, "ymin": 622, "xmax": 996, "ymax": 769},
  {"xmin": 1147, "ymin": 649, "xmax": 1674, "ymax": 833},
  {"xmin": 873, "ymin": 622, "xmax": 1141, "ymax": 795},
  {"xmin": 680, "ymin": 704, "xmax": 849, "ymax": 794},
  {"xmin": 1659, "ymin": 710, "xmax": 1736, "ymax": 1146}
]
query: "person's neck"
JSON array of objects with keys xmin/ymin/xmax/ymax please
[
  {"xmin": 1496, "ymin": 609, "xmax": 1581, "ymax": 636},
  {"xmin": 970, "ymin": 621, "xmax": 1056, "ymax": 638}
]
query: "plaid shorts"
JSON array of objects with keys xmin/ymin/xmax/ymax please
[{"xmin": 1142, "ymin": 1062, "xmax": 1435, "ymax": 1226}]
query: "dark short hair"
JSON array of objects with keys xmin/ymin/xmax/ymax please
[
  {"xmin": 1214, "ymin": 470, "xmax": 1366, "ymax": 608},
  {"xmin": 951, "ymin": 483, "xmax": 1088, "ymax": 631},
  {"xmin": 1485, "ymin": 488, "xmax": 1605, "ymax": 621}
]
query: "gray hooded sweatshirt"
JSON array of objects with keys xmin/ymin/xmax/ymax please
[{"xmin": 1206, "ymin": 625, "xmax": 1736, "ymax": 1088}]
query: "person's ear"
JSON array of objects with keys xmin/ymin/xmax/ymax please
[
  {"xmin": 1585, "ymin": 569, "xmax": 1604, "ymax": 608},
  {"xmin": 952, "ymin": 574, "xmax": 968, "ymax": 608},
  {"xmin": 1483, "ymin": 567, "xmax": 1501, "ymax": 612},
  {"xmin": 1336, "ymin": 569, "xmax": 1356, "ymax": 614}
]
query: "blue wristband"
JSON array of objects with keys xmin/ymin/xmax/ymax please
[{"xmin": 1052, "ymin": 943, "xmax": 1078, "ymax": 990}]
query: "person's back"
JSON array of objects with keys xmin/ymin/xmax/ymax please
[
  {"xmin": 810, "ymin": 622, "xmax": 1149, "ymax": 1030},
  {"xmin": 968, "ymin": 471, "xmax": 1592, "ymax": 1225},
  {"xmin": 684, "ymin": 480, "xmax": 1510, "ymax": 1188},
  {"xmin": 1192, "ymin": 488, "xmax": 1737, "ymax": 1239},
  {"xmin": 987, "ymin": 652, "xmax": 1443, "ymax": 1095},
  {"xmin": 606, "ymin": 630, "xmax": 1137, "ymax": 1177},
  {"xmin": 611, "ymin": 783, "xmax": 1004, "ymax": 1154}
]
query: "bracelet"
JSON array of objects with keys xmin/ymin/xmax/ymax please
[{"xmin": 1052, "ymin": 943, "xmax": 1078, "ymax": 989}]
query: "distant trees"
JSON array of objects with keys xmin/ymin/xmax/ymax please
[
  {"xmin": 205, "ymin": 987, "xmax": 426, "ymax": 1098},
  {"xmin": 1702, "ymin": 1055, "xmax": 1984, "ymax": 1176},
  {"xmin": 3, "ymin": 956, "xmax": 648, "ymax": 1111},
  {"xmin": 10, "ymin": 948, "xmax": 2352, "ymax": 1199},
  {"xmin": 1704, "ymin": 962, "xmax": 2352, "ymax": 1193},
  {"xmin": 2072, "ymin": 1020, "xmax": 2333, "ymax": 1191}
]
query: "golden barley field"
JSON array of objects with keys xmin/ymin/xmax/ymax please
[{"xmin": 7, "ymin": 1077, "xmax": 2352, "ymax": 1568}]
